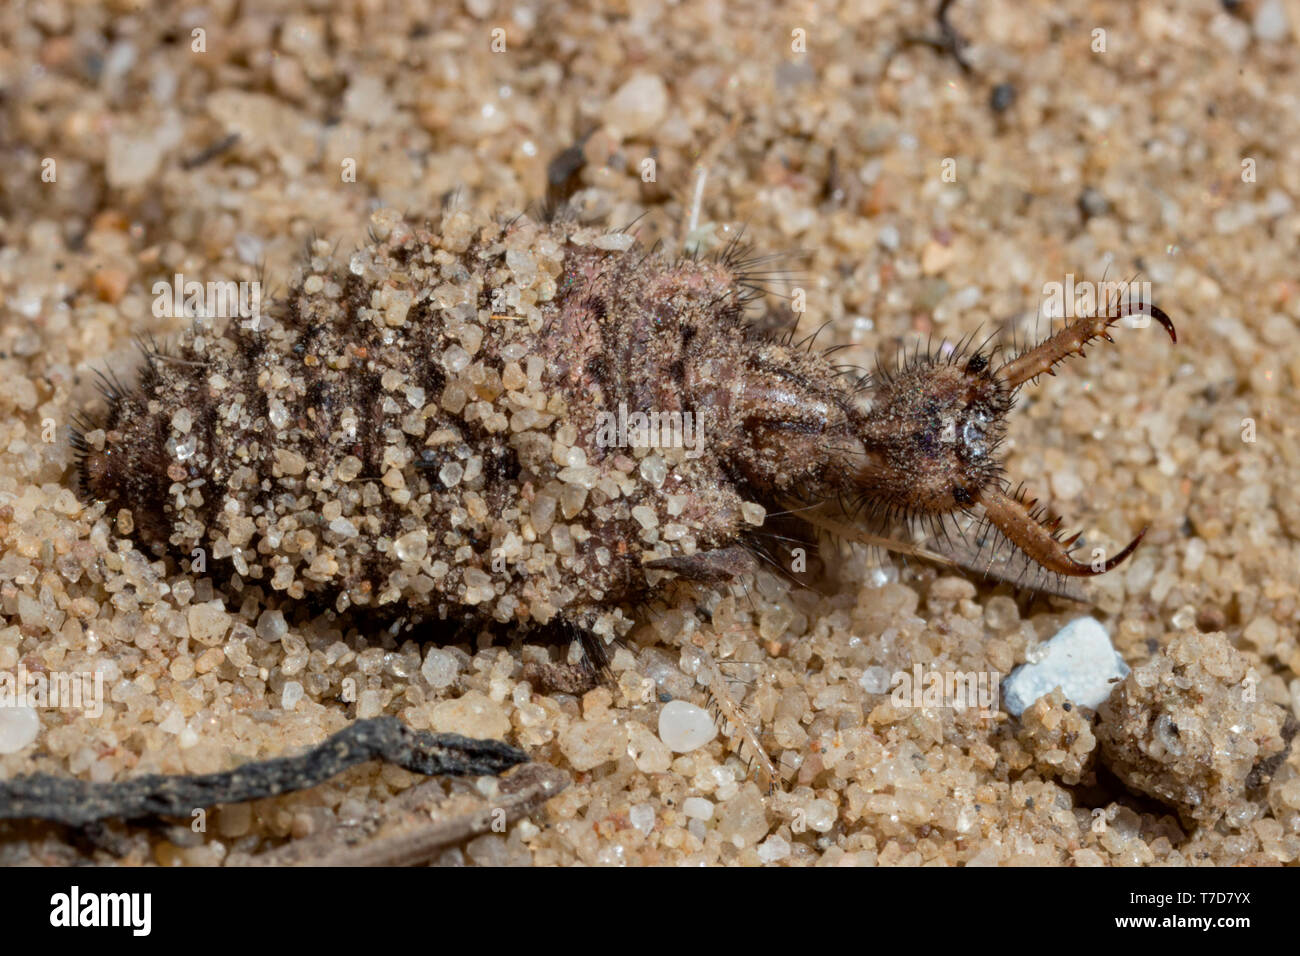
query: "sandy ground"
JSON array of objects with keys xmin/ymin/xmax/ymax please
[{"xmin": 1, "ymin": 0, "xmax": 1299, "ymax": 865}]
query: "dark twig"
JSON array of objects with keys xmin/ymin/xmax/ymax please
[
  {"xmin": 935, "ymin": 0, "xmax": 973, "ymax": 73},
  {"xmin": 900, "ymin": 0, "xmax": 974, "ymax": 74},
  {"xmin": 0, "ymin": 717, "xmax": 528, "ymax": 827}
]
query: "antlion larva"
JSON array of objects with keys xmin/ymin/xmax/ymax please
[{"xmin": 73, "ymin": 204, "xmax": 1176, "ymax": 666}]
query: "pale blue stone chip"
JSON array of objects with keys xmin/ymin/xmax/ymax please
[{"xmin": 1002, "ymin": 616, "xmax": 1130, "ymax": 716}]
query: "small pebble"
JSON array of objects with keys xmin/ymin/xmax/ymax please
[
  {"xmin": 657, "ymin": 700, "xmax": 716, "ymax": 753},
  {"xmin": 421, "ymin": 647, "xmax": 459, "ymax": 689},
  {"xmin": 757, "ymin": 834, "xmax": 791, "ymax": 862},
  {"xmin": 558, "ymin": 717, "xmax": 627, "ymax": 771},
  {"xmin": 1253, "ymin": 0, "xmax": 1290, "ymax": 41},
  {"xmin": 629, "ymin": 803, "xmax": 656, "ymax": 835},
  {"xmin": 682, "ymin": 796, "xmax": 714, "ymax": 821},
  {"xmin": 187, "ymin": 601, "xmax": 231, "ymax": 645},
  {"xmin": 602, "ymin": 72, "xmax": 668, "ymax": 137},
  {"xmin": 0, "ymin": 705, "xmax": 40, "ymax": 754},
  {"xmin": 255, "ymin": 609, "xmax": 287, "ymax": 642},
  {"xmin": 281, "ymin": 681, "xmax": 303, "ymax": 710},
  {"xmin": 429, "ymin": 691, "xmax": 509, "ymax": 739}
]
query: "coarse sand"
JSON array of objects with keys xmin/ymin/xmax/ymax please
[{"xmin": 1, "ymin": 0, "xmax": 1299, "ymax": 865}]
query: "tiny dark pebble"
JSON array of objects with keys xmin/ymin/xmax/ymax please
[
  {"xmin": 1078, "ymin": 187, "xmax": 1111, "ymax": 219},
  {"xmin": 989, "ymin": 83, "xmax": 1017, "ymax": 113}
]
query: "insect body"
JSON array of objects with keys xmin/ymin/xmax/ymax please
[{"xmin": 74, "ymin": 206, "xmax": 1175, "ymax": 654}]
